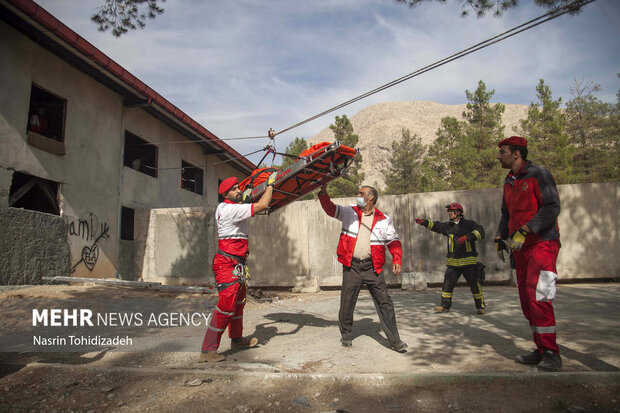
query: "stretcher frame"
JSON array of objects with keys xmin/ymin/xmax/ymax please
[{"xmin": 241, "ymin": 141, "xmax": 359, "ymax": 214}]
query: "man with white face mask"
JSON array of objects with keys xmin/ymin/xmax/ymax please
[{"xmin": 318, "ymin": 183, "xmax": 407, "ymax": 353}]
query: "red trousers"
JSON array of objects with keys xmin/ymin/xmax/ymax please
[
  {"xmin": 513, "ymin": 239, "xmax": 560, "ymax": 354},
  {"xmin": 201, "ymin": 258, "xmax": 246, "ymax": 352}
]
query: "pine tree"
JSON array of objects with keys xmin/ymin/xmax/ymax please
[
  {"xmin": 327, "ymin": 115, "xmax": 365, "ymax": 197},
  {"xmin": 565, "ymin": 78, "xmax": 620, "ymax": 183},
  {"xmin": 422, "ymin": 116, "xmax": 469, "ymax": 191},
  {"xmin": 422, "ymin": 80, "xmax": 506, "ymax": 191},
  {"xmin": 462, "ymin": 81, "xmax": 507, "ymax": 188},
  {"xmin": 519, "ymin": 79, "xmax": 573, "ymax": 184},
  {"xmin": 279, "ymin": 137, "xmax": 308, "ymax": 169},
  {"xmin": 92, "ymin": 0, "xmax": 164, "ymax": 37},
  {"xmin": 382, "ymin": 129, "xmax": 426, "ymax": 194}
]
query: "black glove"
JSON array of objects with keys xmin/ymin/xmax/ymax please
[{"xmin": 495, "ymin": 239, "xmax": 507, "ymax": 262}]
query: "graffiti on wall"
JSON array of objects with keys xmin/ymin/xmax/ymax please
[
  {"xmin": 67, "ymin": 212, "xmax": 110, "ymax": 273},
  {"xmin": 68, "ymin": 212, "xmax": 108, "ymax": 241}
]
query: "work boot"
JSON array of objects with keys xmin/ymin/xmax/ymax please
[
  {"xmin": 538, "ymin": 350, "xmax": 562, "ymax": 371},
  {"xmin": 515, "ymin": 349, "xmax": 542, "ymax": 365},
  {"xmin": 231, "ymin": 336, "xmax": 258, "ymax": 349},
  {"xmin": 434, "ymin": 306, "xmax": 450, "ymax": 313},
  {"xmin": 198, "ymin": 352, "xmax": 225, "ymax": 363},
  {"xmin": 391, "ymin": 341, "xmax": 408, "ymax": 353},
  {"xmin": 340, "ymin": 338, "xmax": 352, "ymax": 347},
  {"xmin": 476, "ymin": 308, "xmax": 486, "ymax": 315}
]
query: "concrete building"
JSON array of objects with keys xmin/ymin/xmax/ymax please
[{"xmin": 0, "ymin": 0, "xmax": 254, "ymax": 284}]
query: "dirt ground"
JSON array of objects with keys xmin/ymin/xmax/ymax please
[
  {"xmin": 1, "ymin": 283, "xmax": 619, "ymax": 412},
  {"xmin": 1, "ymin": 359, "xmax": 618, "ymax": 413}
]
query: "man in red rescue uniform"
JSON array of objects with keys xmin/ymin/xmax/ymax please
[
  {"xmin": 495, "ymin": 136, "xmax": 562, "ymax": 371},
  {"xmin": 199, "ymin": 173, "xmax": 275, "ymax": 362},
  {"xmin": 318, "ymin": 183, "xmax": 407, "ymax": 352}
]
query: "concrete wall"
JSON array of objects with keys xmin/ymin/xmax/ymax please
[
  {"xmin": 0, "ymin": 206, "xmax": 71, "ymax": 284},
  {"xmin": 248, "ymin": 182, "xmax": 619, "ymax": 287},
  {"xmin": 137, "ymin": 207, "xmax": 214, "ymax": 285}
]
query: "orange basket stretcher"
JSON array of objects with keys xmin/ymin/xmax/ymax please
[{"xmin": 239, "ymin": 141, "xmax": 359, "ymax": 213}]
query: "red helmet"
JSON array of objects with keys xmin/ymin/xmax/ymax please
[{"xmin": 445, "ymin": 202, "xmax": 464, "ymax": 213}]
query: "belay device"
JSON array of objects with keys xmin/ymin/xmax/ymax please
[{"xmin": 239, "ymin": 141, "xmax": 359, "ymax": 213}]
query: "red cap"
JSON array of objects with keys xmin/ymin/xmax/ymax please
[
  {"xmin": 445, "ymin": 202, "xmax": 464, "ymax": 213},
  {"xmin": 498, "ymin": 136, "xmax": 527, "ymax": 147},
  {"xmin": 218, "ymin": 177, "xmax": 238, "ymax": 195}
]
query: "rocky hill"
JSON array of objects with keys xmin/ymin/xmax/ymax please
[{"xmin": 308, "ymin": 100, "xmax": 529, "ymax": 189}]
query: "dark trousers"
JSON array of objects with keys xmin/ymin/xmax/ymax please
[
  {"xmin": 340, "ymin": 259, "xmax": 401, "ymax": 345},
  {"xmin": 440, "ymin": 265, "xmax": 485, "ymax": 309}
]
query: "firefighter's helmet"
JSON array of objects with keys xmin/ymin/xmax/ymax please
[{"xmin": 445, "ymin": 202, "xmax": 464, "ymax": 213}]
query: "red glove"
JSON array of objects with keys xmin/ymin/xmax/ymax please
[
  {"xmin": 415, "ymin": 218, "xmax": 425, "ymax": 225},
  {"xmin": 457, "ymin": 235, "xmax": 468, "ymax": 244}
]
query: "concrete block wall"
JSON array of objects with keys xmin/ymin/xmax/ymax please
[
  {"xmin": 0, "ymin": 206, "xmax": 70, "ymax": 284},
  {"xmin": 248, "ymin": 182, "xmax": 619, "ymax": 287}
]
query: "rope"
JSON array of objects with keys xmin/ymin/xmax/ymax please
[
  {"xmin": 133, "ymin": 0, "xmax": 594, "ymax": 168},
  {"xmin": 140, "ymin": 135, "xmax": 270, "ymax": 145},
  {"xmin": 270, "ymin": 0, "xmax": 595, "ymax": 137},
  {"xmin": 138, "ymin": 146, "xmax": 268, "ymax": 171}
]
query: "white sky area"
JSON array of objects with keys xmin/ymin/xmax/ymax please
[{"xmin": 36, "ymin": 0, "xmax": 620, "ymax": 165}]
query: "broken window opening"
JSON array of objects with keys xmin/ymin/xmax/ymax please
[
  {"xmin": 27, "ymin": 84, "xmax": 66, "ymax": 142},
  {"xmin": 123, "ymin": 130, "xmax": 158, "ymax": 178},
  {"xmin": 9, "ymin": 171, "xmax": 60, "ymax": 215},
  {"xmin": 181, "ymin": 160, "xmax": 203, "ymax": 195}
]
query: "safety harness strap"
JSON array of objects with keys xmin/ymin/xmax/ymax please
[{"xmin": 217, "ymin": 249, "xmax": 246, "ymax": 265}]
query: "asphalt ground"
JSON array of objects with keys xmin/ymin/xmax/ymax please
[{"xmin": 1, "ymin": 282, "xmax": 619, "ymax": 412}]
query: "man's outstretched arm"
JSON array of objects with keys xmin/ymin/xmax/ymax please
[
  {"xmin": 253, "ymin": 173, "xmax": 276, "ymax": 214},
  {"xmin": 318, "ymin": 184, "xmax": 339, "ymax": 219}
]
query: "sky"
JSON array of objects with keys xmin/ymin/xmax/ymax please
[{"xmin": 35, "ymin": 0, "xmax": 620, "ymax": 165}]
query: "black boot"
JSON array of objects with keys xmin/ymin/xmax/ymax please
[
  {"xmin": 516, "ymin": 349, "xmax": 542, "ymax": 365},
  {"xmin": 538, "ymin": 350, "xmax": 562, "ymax": 371}
]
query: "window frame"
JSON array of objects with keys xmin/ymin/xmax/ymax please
[
  {"xmin": 26, "ymin": 84, "xmax": 68, "ymax": 156},
  {"xmin": 123, "ymin": 130, "xmax": 159, "ymax": 178},
  {"xmin": 181, "ymin": 160, "xmax": 204, "ymax": 195}
]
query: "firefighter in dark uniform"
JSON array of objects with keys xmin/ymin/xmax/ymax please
[{"xmin": 415, "ymin": 203, "xmax": 486, "ymax": 314}]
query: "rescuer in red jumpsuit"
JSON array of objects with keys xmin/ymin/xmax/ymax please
[
  {"xmin": 495, "ymin": 136, "xmax": 562, "ymax": 371},
  {"xmin": 199, "ymin": 174, "xmax": 275, "ymax": 362}
]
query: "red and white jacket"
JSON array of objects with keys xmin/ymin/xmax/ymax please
[
  {"xmin": 319, "ymin": 192, "xmax": 402, "ymax": 274},
  {"xmin": 215, "ymin": 199, "xmax": 255, "ymax": 258}
]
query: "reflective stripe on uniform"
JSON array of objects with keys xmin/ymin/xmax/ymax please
[
  {"xmin": 531, "ymin": 325, "xmax": 556, "ymax": 334},
  {"xmin": 472, "ymin": 230, "xmax": 482, "ymax": 240},
  {"xmin": 219, "ymin": 234, "xmax": 248, "ymax": 240},
  {"xmin": 208, "ymin": 324, "xmax": 226, "ymax": 332},
  {"xmin": 215, "ymin": 306, "xmax": 235, "ymax": 316},
  {"xmin": 441, "ymin": 291, "xmax": 453, "ymax": 297},
  {"xmin": 448, "ymin": 234, "xmax": 454, "ymax": 253},
  {"xmin": 427, "ymin": 220, "xmax": 434, "ymax": 230},
  {"xmin": 341, "ymin": 228, "xmax": 357, "ymax": 237},
  {"xmin": 465, "ymin": 240, "xmax": 472, "ymax": 252},
  {"xmin": 446, "ymin": 257, "xmax": 478, "ymax": 266},
  {"xmin": 232, "ymin": 315, "xmax": 243, "ymax": 320}
]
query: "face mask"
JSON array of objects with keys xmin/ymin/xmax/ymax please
[{"xmin": 356, "ymin": 197, "xmax": 367, "ymax": 208}]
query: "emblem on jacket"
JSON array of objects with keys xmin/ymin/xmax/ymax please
[{"xmin": 521, "ymin": 182, "xmax": 529, "ymax": 191}]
